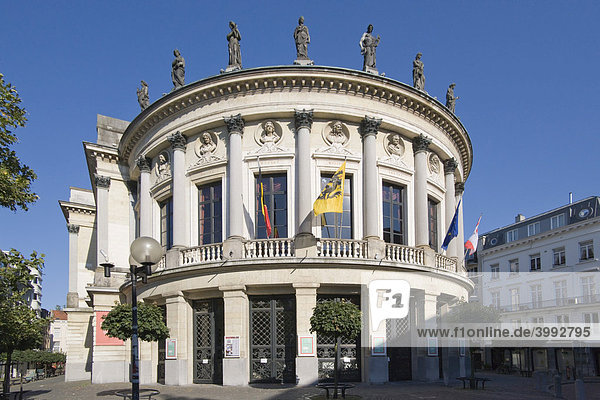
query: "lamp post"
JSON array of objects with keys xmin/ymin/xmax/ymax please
[{"xmin": 102, "ymin": 236, "xmax": 162, "ymax": 400}]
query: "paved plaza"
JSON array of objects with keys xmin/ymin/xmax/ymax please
[{"xmin": 4, "ymin": 373, "xmax": 600, "ymax": 400}]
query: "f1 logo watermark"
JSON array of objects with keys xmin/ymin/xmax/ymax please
[{"xmin": 368, "ymin": 280, "xmax": 410, "ymax": 332}]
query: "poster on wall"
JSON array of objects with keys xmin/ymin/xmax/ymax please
[
  {"xmin": 427, "ymin": 338, "xmax": 438, "ymax": 356},
  {"xmin": 224, "ymin": 336, "xmax": 240, "ymax": 358},
  {"xmin": 166, "ymin": 338, "xmax": 177, "ymax": 360},
  {"xmin": 371, "ymin": 336, "xmax": 386, "ymax": 356},
  {"xmin": 95, "ymin": 311, "xmax": 124, "ymax": 346},
  {"xmin": 459, "ymin": 339, "xmax": 466, "ymax": 357},
  {"xmin": 298, "ymin": 336, "xmax": 315, "ymax": 356}
]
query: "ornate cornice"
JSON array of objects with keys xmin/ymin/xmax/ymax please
[
  {"xmin": 94, "ymin": 174, "xmax": 111, "ymax": 188},
  {"xmin": 412, "ymin": 134, "xmax": 432, "ymax": 153},
  {"xmin": 224, "ymin": 114, "xmax": 245, "ymax": 136},
  {"xmin": 294, "ymin": 109, "xmax": 313, "ymax": 130},
  {"xmin": 119, "ymin": 66, "xmax": 472, "ymax": 178},
  {"xmin": 136, "ymin": 155, "xmax": 152, "ymax": 172},
  {"xmin": 67, "ymin": 224, "xmax": 80, "ymax": 234},
  {"xmin": 455, "ymin": 181, "xmax": 465, "ymax": 195},
  {"xmin": 168, "ymin": 131, "xmax": 187, "ymax": 150},
  {"xmin": 360, "ymin": 116, "xmax": 382, "ymax": 138},
  {"xmin": 444, "ymin": 158, "xmax": 458, "ymax": 174}
]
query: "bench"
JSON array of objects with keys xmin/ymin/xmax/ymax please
[
  {"xmin": 316, "ymin": 383, "xmax": 355, "ymax": 399},
  {"xmin": 114, "ymin": 389, "xmax": 160, "ymax": 399},
  {"xmin": 457, "ymin": 376, "xmax": 490, "ymax": 389}
]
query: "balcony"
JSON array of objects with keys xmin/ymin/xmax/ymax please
[{"xmin": 171, "ymin": 238, "xmax": 464, "ymax": 276}]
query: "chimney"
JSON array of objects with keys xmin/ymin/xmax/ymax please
[
  {"xmin": 569, "ymin": 192, "xmax": 573, "ymax": 204},
  {"xmin": 515, "ymin": 214, "xmax": 525, "ymax": 223}
]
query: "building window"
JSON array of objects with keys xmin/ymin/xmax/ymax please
[
  {"xmin": 581, "ymin": 276, "xmax": 596, "ymax": 303},
  {"xmin": 532, "ymin": 317, "xmax": 544, "ymax": 324},
  {"xmin": 491, "ymin": 292, "xmax": 500, "ymax": 309},
  {"xmin": 509, "ymin": 259, "xmax": 519, "ymax": 275},
  {"xmin": 527, "ymin": 222, "xmax": 540, "ymax": 237},
  {"xmin": 580, "ymin": 241, "xmax": 594, "ymax": 261},
  {"xmin": 491, "ymin": 264, "xmax": 500, "ymax": 280},
  {"xmin": 428, "ymin": 198, "xmax": 438, "ymax": 251},
  {"xmin": 530, "ymin": 284, "xmax": 542, "ymax": 308},
  {"xmin": 584, "ymin": 312, "xmax": 599, "ymax": 324},
  {"xmin": 553, "ymin": 248, "xmax": 566, "ymax": 266},
  {"xmin": 198, "ymin": 181, "xmax": 222, "ymax": 245},
  {"xmin": 510, "ymin": 288, "xmax": 520, "ymax": 311},
  {"xmin": 530, "ymin": 254, "xmax": 541, "ymax": 271},
  {"xmin": 160, "ymin": 197, "xmax": 173, "ymax": 251},
  {"xmin": 256, "ymin": 174, "xmax": 287, "ymax": 239},
  {"xmin": 506, "ymin": 229, "xmax": 518, "ymax": 243},
  {"xmin": 550, "ymin": 214, "xmax": 565, "ymax": 229},
  {"xmin": 556, "ymin": 315, "xmax": 569, "ymax": 325},
  {"xmin": 554, "ymin": 280, "xmax": 567, "ymax": 306},
  {"xmin": 382, "ymin": 182, "xmax": 405, "ymax": 244},
  {"xmin": 320, "ymin": 174, "xmax": 352, "ymax": 239}
]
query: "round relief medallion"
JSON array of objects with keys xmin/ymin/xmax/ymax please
[
  {"xmin": 386, "ymin": 134, "xmax": 405, "ymax": 157},
  {"xmin": 321, "ymin": 120, "xmax": 349, "ymax": 147},
  {"xmin": 194, "ymin": 131, "xmax": 218, "ymax": 158},
  {"xmin": 254, "ymin": 120, "xmax": 283, "ymax": 146},
  {"xmin": 428, "ymin": 152, "xmax": 441, "ymax": 174}
]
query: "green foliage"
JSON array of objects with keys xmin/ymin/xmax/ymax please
[
  {"xmin": 0, "ymin": 73, "xmax": 37, "ymax": 211},
  {"xmin": 310, "ymin": 300, "xmax": 362, "ymax": 339},
  {"xmin": 101, "ymin": 302, "xmax": 169, "ymax": 342},
  {"xmin": 4, "ymin": 349, "xmax": 66, "ymax": 364},
  {"xmin": 445, "ymin": 299, "xmax": 501, "ymax": 324}
]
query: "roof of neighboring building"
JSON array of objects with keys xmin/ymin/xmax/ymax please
[{"xmin": 51, "ymin": 310, "xmax": 68, "ymax": 320}]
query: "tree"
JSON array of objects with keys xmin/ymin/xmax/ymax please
[
  {"xmin": 310, "ymin": 300, "xmax": 361, "ymax": 398},
  {"xmin": 101, "ymin": 303, "xmax": 169, "ymax": 342},
  {"xmin": 0, "ymin": 249, "xmax": 47, "ymax": 396},
  {"xmin": 0, "ymin": 73, "xmax": 37, "ymax": 211}
]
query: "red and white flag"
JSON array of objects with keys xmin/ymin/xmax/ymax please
[{"xmin": 464, "ymin": 216, "xmax": 482, "ymax": 256}]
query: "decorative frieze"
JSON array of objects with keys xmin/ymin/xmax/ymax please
[
  {"xmin": 67, "ymin": 224, "xmax": 80, "ymax": 234},
  {"xmin": 136, "ymin": 155, "xmax": 152, "ymax": 172},
  {"xmin": 94, "ymin": 174, "xmax": 111, "ymax": 188},
  {"xmin": 168, "ymin": 131, "xmax": 187, "ymax": 150},
  {"xmin": 224, "ymin": 113, "xmax": 245, "ymax": 136},
  {"xmin": 294, "ymin": 109, "xmax": 313, "ymax": 130},
  {"xmin": 360, "ymin": 116, "xmax": 382, "ymax": 138},
  {"xmin": 444, "ymin": 158, "xmax": 458, "ymax": 174},
  {"xmin": 412, "ymin": 134, "xmax": 432, "ymax": 154}
]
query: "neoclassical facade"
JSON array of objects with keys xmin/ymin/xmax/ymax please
[{"xmin": 60, "ymin": 66, "xmax": 473, "ymax": 386}]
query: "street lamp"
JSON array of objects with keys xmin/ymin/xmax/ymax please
[{"xmin": 102, "ymin": 236, "xmax": 162, "ymax": 400}]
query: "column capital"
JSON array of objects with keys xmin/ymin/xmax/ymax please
[
  {"xmin": 224, "ymin": 113, "xmax": 245, "ymax": 136},
  {"xmin": 360, "ymin": 115, "xmax": 382, "ymax": 138},
  {"xmin": 168, "ymin": 131, "xmax": 187, "ymax": 150},
  {"xmin": 412, "ymin": 134, "xmax": 432, "ymax": 154},
  {"xmin": 136, "ymin": 155, "xmax": 152, "ymax": 172},
  {"xmin": 67, "ymin": 224, "xmax": 80, "ymax": 234},
  {"xmin": 294, "ymin": 109, "xmax": 313, "ymax": 130},
  {"xmin": 94, "ymin": 174, "xmax": 110, "ymax": 188},
  {"xmin": 455, "ymin": 181, "xmax": 465, "ymax": 195},
  {"xmin": 444, "ymin": 158, "xmax": 458, "ymax": 175}
]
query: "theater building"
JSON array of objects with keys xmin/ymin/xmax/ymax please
[{"xmin": 60, "ymin": 65, "xmax": 473, "ymax": 385}]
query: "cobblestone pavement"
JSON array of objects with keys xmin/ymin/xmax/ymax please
[{"xmin": 4, "ymin": 373, "xmax": 600, "ymax": 400}]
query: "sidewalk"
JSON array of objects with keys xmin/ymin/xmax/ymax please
[{"xmin": 5, "ymin": 372, "xmax": 598, "ymax": 400}]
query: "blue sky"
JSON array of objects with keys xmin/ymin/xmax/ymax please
[{"xmin": 1, "ymin": 1, "xmax": 599, "ymax": 309}]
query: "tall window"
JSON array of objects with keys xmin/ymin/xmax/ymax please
[
  {"xmin": 550, "ymin": 214, "xmax": 565, "ymax": 229},
  {"xmin": 581, "ymin": 276, "xmax": 596, "ymax": 303},
  {"xmin": 382, "ymin": 182, "xmax": 404, "ymax": 244},
  {"xmin": 530, "ymin": 284, "xmax": 542, "ymax": 308},
  {"xmin": 491, "ymin": 264, "xmax": 500, "ymax": 280},
  {"xmin": 510, "ymin": 288, "xmax": 520, "ymax": 311},
  {"xmin": 530, "ymin": 254, "xmax": 541, "ymax": 271},
  {"xmin": 321, "ymin": 174, "xmax": 352, "ymax": 239},
  {"xmin": 554, "ymin": 280, "xmax": 567, "ymax": 306},
  {"xmin": 198, "ymin": 181, "xmax": 222, "ymax": 245},
  {"xmin": 427, "ymin": 198, "xmax": 438, "ymax": 251},
  {"xmin": 556, "ymin": 315, "xmax": 569, "ymax": 325},
  {"xmin": 491, "ymin": 292, "xmax": 500, "ymax": 309},
  {"xmin": 580, "ymin": 241, "xmax": 594, "ymax": 261},
  {"xmin": 506, "ymin": 229, "xmax": 518, "ymax": 243},
  {"xmin": 160, "ymin": 197, "xmax": 173, "ymax": 251},
  {"xmin": 255, "ymin": 174, "xmax": 287, "ymax": 239},
  {"xmin": 553, "ymin": 248, "xmax": 566, "ymax": 266},
  {"xmin": 584, "ymin": 312, "xmax": 599, "ymax": 324},
  {"xmin": 509, "ymin": 259, "xmax": 519, "ymax": 275},
  {"xmin": 527, "ymin": 222, "xmax": 540, "ymax": 237}
]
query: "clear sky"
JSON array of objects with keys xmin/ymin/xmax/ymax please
[{"xmin": 1, "ymin": 1, "xmax": 599, "ymax": 310}]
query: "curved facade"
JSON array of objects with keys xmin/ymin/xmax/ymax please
[{"xmin": 61, "ymin": 66, "xmax": 473, "ymax": 385}]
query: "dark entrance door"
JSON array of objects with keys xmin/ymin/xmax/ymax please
[
  {"xmin": 316, "ymin": 295, "xmax": 361, "ymax": 382},
  {"xmin": 249, "ymin": 296, "xmax": 296, "ymax": 383},
  {"xmin": 193, "ymin": 299, "xmax": 224, "ymax": 384},
  {"xmin": 387, "ymin": 316, "xmax": 412, "ymax": 381},
  {"xmin": 157, "ymin": 305, "xmax": 166, "ymax": 384}
]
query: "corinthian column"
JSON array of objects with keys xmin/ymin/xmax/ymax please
[
  {"xmin": 444, "ymin": 158, "xmax": 458, "ymax": 258},
  {"xmin": 136, "ymin": 156, "xmax": 152, "ymax": 237},
  {"xmin": 361, "ymin": 116, "xmax": 382, "ymax": 239},
  {"xmin": 168, "ymin": 131, "xmax": 187, "ymax": 248},
  {"xmin": 294, "ymin": 109, "xmax": 313, "ymax": 236},
  {"xmin": 413, "ymin": 134, "xmax": 432, "ymax": 247},
  {"xmin": 67, "ymin": 224, "xmax": 80, "ymax": 307},
  {"xmin": 224, "ymin": 114, "xmax": 245, "ymax": 242},
  {"xmin": 455, "ymin": 181, "xmax": 465, "ymax": 270}
]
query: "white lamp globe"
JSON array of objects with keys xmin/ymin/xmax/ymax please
[{"xmin": 130, "ymin": 237, "xmax": 162, "ymax": 273}]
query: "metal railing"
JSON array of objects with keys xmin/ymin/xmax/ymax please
[
  {"xmin": 245, "ymin": 238, "xmax": 294, "ymax": 258},
  {"xmin": 317, "ymin": 239, "xmax": 367, "ymax": 258},
  {"xmin": 384, "ymin": 244, "xmax": 425, "ymax": 265},
  {"xmin": 180, "ymin": 243, "xmax": 223, "ymax": 266}
]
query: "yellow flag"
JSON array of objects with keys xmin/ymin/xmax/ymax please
[{"xmin": 313, "ymin": 162, "xmax": 346, "ymax": 215}]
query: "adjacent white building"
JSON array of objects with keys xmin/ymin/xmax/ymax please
[{"xmin": 60, "ymin": 65, "xmax": 474, "ymax": 386}]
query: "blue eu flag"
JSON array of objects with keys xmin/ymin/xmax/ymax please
[{"xmin": 441, "ymin": 200, "xmax": 461, "ymax": 251}]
